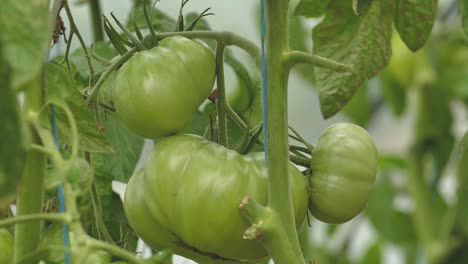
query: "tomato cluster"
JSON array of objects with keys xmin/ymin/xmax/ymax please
[{"xmin": 113, "ymin": 35, "xmax": 378, "ymax": 262}]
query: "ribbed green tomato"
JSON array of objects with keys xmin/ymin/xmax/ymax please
[
  {"xmin": 0, "ymin": 228, "xmax": 13, "ymax": 264},
  {"xmin": 113, "ymin": 36, "xmax": 215, "ymax": 139},
  {"xmin": 124, "ymin": 134, "xmax": 308, "ymax": 263},
  {"xmin": 309, "ymin": 123, "xmax": 378, "ymax": 224}
]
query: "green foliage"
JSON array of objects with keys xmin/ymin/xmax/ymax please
[
  {"xmin": 0, "ymin": 0, "xmax": 49, "ymax": 89},
  {"xmin": 0, "ymin": 45, "xmax": 25, "ymax": 208},
  {"xmin": 312, "ymin": 0, "xmax": 392, "ymax": 118},
  {"xmin": 394, "ymin": 0, "xmax": 437, "ymax": 51},
  {"xmin": 294, "ymin": 0, "xmax": 330, "ymax": 18}
]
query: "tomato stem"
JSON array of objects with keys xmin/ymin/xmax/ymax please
[
  {"xmin": 148, "ymin": 31, "xmax": 262, "ymax": 68},
  {"xmin": 13, "ymin": 78, "xmax": 47, "ymax": 262},
  {"xmin": 284, "ymin": 51, "xmax": 350, "ymax": 73},
  {"xmin": 0, "ymin": 213, "xmax": 71, "ymax": 228},
  {"xmin": 87, "ymin": 238, "xmax": 146, "ymax": 264},
  {"xmin": 86, "ymin": 47, "xmax": 138, "ymax": 104},
  {"xmin": 215, "ymin": 43, "xmax": 228, "ymax": 147},
  {"xmin": 63, "ymin": 0, "xmax": 96, "ymax": 86},
  {"xmin": 245, "ymin": 0, "xmax": 307, "ymax": 263}
]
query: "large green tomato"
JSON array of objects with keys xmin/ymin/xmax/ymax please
[
  {"xmin": 308, "ymin": 123, "xmax": 378, "ymax": 224},
  {"xmin": 124, "ymin": 134, "xmax": 308, "ymax": 263},
  {"xmin": 113, "ymin": 36, "xmax": 215, "ymax": 139},
  {"xmin": 0, "ymin": 228, "xmax": 13, "ymax": 264}
]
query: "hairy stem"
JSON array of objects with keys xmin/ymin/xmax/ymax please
[{"xmin": 264, "ymin": 0, "xmax": 306, "ymax": 263}]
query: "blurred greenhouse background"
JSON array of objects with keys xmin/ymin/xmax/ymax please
[{"xmin": 53, "ymin": 0, "xmax": 468, "ymax": 263}]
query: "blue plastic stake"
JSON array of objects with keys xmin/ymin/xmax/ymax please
[{"xmin": 47, "ymin": 49, "xmax": 71, "ymax": 264}]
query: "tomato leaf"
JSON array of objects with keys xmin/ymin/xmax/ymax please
[
  {"xmin": 0, "ymin": 48, "xmax": 25, "ymax": 208},
  {"xmin": 393, "ymin": 0, "xmax": 437, "ymax": 51},
  {"xmin": 44, "ymin": 85, "xmax": 115, "ymax": 154},
  {"xmin": 312, "ymin": 0, "xmax": 392, "ymax": 118},
  {"xmin": 353, "ymin": 0, "xmax": 374, "ymax": 15},
  {"xmin": 47, "ymin": 62, "xmax": 74, "ymax": 103},
  {"xmin": 92, "ymin": 114, "xmax": 144, "ymax": 183},
  {"xmin": 0, "ymin": 0, "xmax": 49, "ymax": 89},
  {"xmin": 294, "ymin": 0, "xmax": 331, "ymax": 18}
]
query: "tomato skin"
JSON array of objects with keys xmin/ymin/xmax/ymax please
[
  {"xmin": 124, "ymin": 134, "xmax": 308, "ymax": 263},
  {"xmin": 308, "ymin": 123, "xmax": 378, "ymax": 224},
  {"xmin": 0, "ymin": 228, "xmax": 13, "ymax": 264},
  {"xmin": 113, "ymin": 36, "xmax": 215, "ymax": 139}
]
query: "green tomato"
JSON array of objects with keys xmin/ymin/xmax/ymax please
[
  {"xmin": 0, "ymin": 228, "xmax": 13, "ymax": 264},
  {"xmin": 308, "ymin": 123, "xmax": 378, "ymax": 224},
  {"xmin": 113, "ymin": 36, "xmax": 215, "ymax": 139},
  {"xmin": 124, "ymin": 134, "xmax": 308, "ymax": 263}
]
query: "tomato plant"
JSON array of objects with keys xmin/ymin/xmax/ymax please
[{"xmin": 2, "ymin": 0, "xmax": 468, "ymax": 264}]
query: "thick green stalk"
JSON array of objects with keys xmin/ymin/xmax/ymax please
[
  {"xmin": 408, "ymin": 151, "xmax": 438, "ymax": 263},
  {"xmin": 215, "ymin": 44, "xmax": 228, "ymax": 147},
  {"xmin": 264, "ymin": 0, "xmax": 305, "ymax": 263},
  {"xmin": 89, "ymin": 0, "xmax": 104, "ymax": 42},
  {"xmin": 14, "ymin": 80, "xmax": 46, "ymax": 262}
]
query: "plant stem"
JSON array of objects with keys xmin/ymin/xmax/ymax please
[
  {"xmin": 87, "ymin": 239, "xmax": 144, "ymax": 264},
  {"xmin": 86, "ymin": 47, "xmax": 138, "ymax": 103},
  {"xmin": 150, "ymin": 31, "xmax": 262, "ymax": 68},
  {"xmin": 408, "ymin": 150, "xmax": 437, "ymax": 263},
  {"xmin": 63, "ymin": 0, "xmax": 95, "ymax": 86},
  {"xmin": 0, "ymin": 213, "xmax": 70, "ymax": 228},
  {"xmin": 264, "ymin": 0, "xmax": 306, "ymax": 263},
  {"xmin": 89, "ymin": 0, "xmax": 104, "ymax": 42},
  {"xmin": 284, "ymin": 51, "xmax": 350, "ymax": 72},
  {"xmin": 216, "ymin": 43, "xmax": 228, "ymax": 147},
  {"xmin": 14, "ymin": 79, "xmax": 47, "ymax": 262}
]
